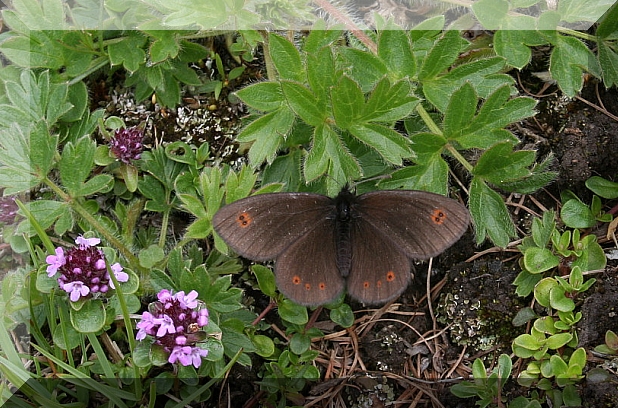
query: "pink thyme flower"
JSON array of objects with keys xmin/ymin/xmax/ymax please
[
  {"xmin": 46, "ymin": 247, "xmax": 66, "ymax": 277},
  {"xmin": 109, "ymin": 127, "xmax": 145, "ymax": 164},
  {"xmin": 45, "ymin": 235, "xmax": 129, "ymax": 301},
  {"xmin": 63, "ymin": 281, "xmax": 90, "ymax": 302},
  {"xmin": 169, "ymin": 345, "xmax": 209, "ymax": 368},
  {"xmin": 135, "ymin": 289, "xmax": 210, "ymax": 367}
]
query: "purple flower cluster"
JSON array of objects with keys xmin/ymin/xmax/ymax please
[
  {"xmin": 109, "ymin": 127, "xmax": 144, "ymax": 164},
  {"xmin": 136, "ymin": 289, "xmax": 209, "ymax": 368},
  {"xmin": 46, "ymin": 236, "xmax": 129, "ymax": 302},
  {"xmin": 0, "ymin": 195, "xmax": 18, "ymax": 224}
]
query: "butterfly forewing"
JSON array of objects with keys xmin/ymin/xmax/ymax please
[
  {"xmin": 346, "ymin": 219, "xmax": 411, "ymax": 304},
  {"xmin": 357, "ymin": 191, "xmax": 469, "ymax": 259},
  {"xmin": 276, "ymin": 220, "xmax": 345, "ymax": 306},
  {"xmin": 213, "ymin": 193, "xmax": 335, "ymax": 261}
]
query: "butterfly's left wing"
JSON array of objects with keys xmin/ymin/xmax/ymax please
[
  {"xmin": 346, "ymin": 219, "xmax": 411, "ymax": 304},
  {"xmin": 356, "ymin": 190, "xmax": 469, "ymax": 259},
  {"xmin": 213, "ymin": 193, "xmax": 335, "ymax": 261},
  {"xmin": 275, "ymin": 219, "xmax": 345, "ymax": 306}
]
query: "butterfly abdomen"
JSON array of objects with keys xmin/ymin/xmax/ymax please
[{"xmin": 334, "ymin": 189, "xmax": 356, "ymax": 277}]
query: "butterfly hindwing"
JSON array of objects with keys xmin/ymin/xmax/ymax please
[
  {"xmin": 275, "ymin": 219, "xmax": 345, "ymax": 306},
  {"xmin": 346, "ymin": 218, "xmax": 411, "ymax": 304},
  {"xmin": 356, "ymin": 190, "xmax": 469, "ymax": 259},
  {"xmin": 213, "ymin": 193, "xmax": 335, "ymax": 261}
]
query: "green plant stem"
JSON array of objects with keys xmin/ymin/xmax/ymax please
[
  {"xmin": 67, "ymin": 56, "xmax": 109, "ymax": 86},
  {"xmin": 107, "ymin": 261, "xmax": 136, "ymax": 351},
  {"xmin": 158, "ymin": 208, "xmax": 170, "ymax": 249},
  {"xmin": 415, "ymin": 104, "xmax": 441, "ymax": 134},
  {"xmin": 43, "ymin": 177, "xmax": 144, "ymax": 273},
  {"xmin": 445, "ymin": 143, "xmax": 474, "ymax": 173},
  {"xmin": 415, "ymin": 104, "xmax": 474, "ymax": 173},
  {"xmin": 14, "ymin": 199, "xmax": 55, "ymax": 254},
  {"xmin": 557, "ymin": 27, "xmax": 597, "ymax": 42},
  {"xmin": 260, "ymin": 30, "xmax": 276, "ymax": 81}
]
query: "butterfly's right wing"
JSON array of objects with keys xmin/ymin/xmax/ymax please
[
  {"xmin": 212, "ymin": 193, "xmax": 335, "ymax": 261},
  {"xmin": 357, "ymin": 190, "xmax": 469, "ymax": 259}
]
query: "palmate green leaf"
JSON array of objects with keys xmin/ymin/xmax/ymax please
[
  {"xmin": 443, "ymin": 82, "xmax": 476, "ymax": 139},
  {"xmin": 160, "ymin": 0, "xmax": 227, "ymax": 28},
  {"xmin": 331, "ymin": 75, "xmax": 364, "ymax": 129},
  {"xmin": 0, "ymin": 70, "xmax": 71, "ymax": 127},
  {"xmin": 307, "ymin": 46, "xmax": 338, "ymax": 105},
  {"xmin": 153, "ymin": 70, "xmax": 181, "ymax": 107},
  {"xmin": 223, "ymin": 164, "xmax": 258, "ymax": 203},
  {"xmin": 0, "ymin": 31, "xmax": 65, "ymax": 69},
  {"xmin": 360, "ymin": 78, "xmax": 419, "ymax": 122},
  {"xmin": 380, "ymin": 158, "xmax": 449, "ymax": 195},
  {"xmin": 58, "ymin": 136, "xmax": 96, "ymax": 197},
  {"xmin": 550, "ymin": 35, "xmax": 601, "ymax": 97},
  {"xmin": 410, "ymin": 132, "xmax": 448, "ymax": 164},
  {"xmin": 16, "ymin": 200, "xmax": 66, "ymax": 236},
  {"xmin": 5, "ymin": 0, "xmax": 66, "ymax": 30},
  {"xmin": 496, "ymin": 153, "xmax": 557, "ymax": 194},
  {"xmin": 304, "ymin": 124, "xmax": 330, "ymax": 182},
  {"xmin": 423, "ymin": 57, "xmax": 514, "ymax": 112},
  {"xmin": 281, "ymin": 81, "xmax": 325, "ymax": 126},
  {"xmin": 337, "ymin": 48, "xmax": 388, "ymax": 92},
  {"xmin": 304, "ymin": 29, "xmax": 343, "ymax": 54},
  {"xmin": 457, "ymin": 86, "xmax": 536, "ymax": 149},
  {"xmin": 596, "ymin": 1, "xmax": 618, "ymax": 39},
  {"xmin": 473, "ymin": 142, "xmax": 535, "ymax": 183},
  {"xmin": 235, "ymin": 81, "xmax": 285, "ymax": 112},
  {"xmin": 598, "ymin": 41, "xmax": 618, "ymax": 88},
  {"xmin": 469, "ymin": 178, "xmax": 517, "ymax": 246},
  {"xmin": 171, "ymin": 60, "xmax": 202, "ymax": 86},
  {"xmin": 146, "ymin": 30, "xmax": 180, "ymax": 63},
  {"xmin": 269, "ymin": 33, "xmax": 304, "ymax": 82},
  {"xmin": 0, "ymin": 122, "xmax": 57, "ymax": 194},
  {"xmin": 78, "ymin": 174, "xmax": 114, "ymax": 197},
  {"xmin": 418, "ymin": 30, "xmax": 467, "ymax": 81},
  {"xmin": 557, "ymin": 0, "xmax": 615, "ymax": 24},
  {"xmin": 471, "ymin": 0, "xmax": 509, "ymax": 29},
  {"xmin": 304, "ymin": 124, "xmax": 361, "ymax": 184},
  {"xmin": 108, "ymin": 32, "xmax": 147, "ymax": 73},
  {"xmin": 377, "ymin": 29, "xmax": 416, "ymax": 80},
  {"xmin": 494, "ymin": 30, "xmax": 546, "ymax": 69},
  {"xmin": 262, "ymin": 150, "xmax": 303, "ymax": 191},
  {"xmin": 348, "ymin": 123, "xmax": 412, "ymax": 166},
  {"xmin": 236, "ymin": 108, "xmax": 295, "ymax": 166}
]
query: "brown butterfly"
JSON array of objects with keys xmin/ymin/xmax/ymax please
[{"xmin": 213, "ymin": 187, "xmax": 469, "ymax": 306}]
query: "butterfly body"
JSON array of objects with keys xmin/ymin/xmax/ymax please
[{"xmin": 213, "ymin": 187, "xmax": 469, "ymax": 306}]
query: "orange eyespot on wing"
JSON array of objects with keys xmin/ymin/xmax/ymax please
[
  {"xmin": 235, "ymin": 211, "xmax": 253, "ymax": 228},
  {"xmin": 347, "ymin": 221, "xmax": 411, "ymax": 305},
  {"xmin": 275, "ymin": 220, "xmax": 345, "ymax": 306},
  {"xmin": 357, "ymin": 190, "xmax": 469, "ymax": 259},
  {"xmin": 431, "ymin": 208, "xmax": 447, "ymax": 225}
]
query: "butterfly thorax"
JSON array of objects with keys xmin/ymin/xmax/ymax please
[{"xmin": 334, "ymin": 190, "xmax": 355, "ymax": 277}]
